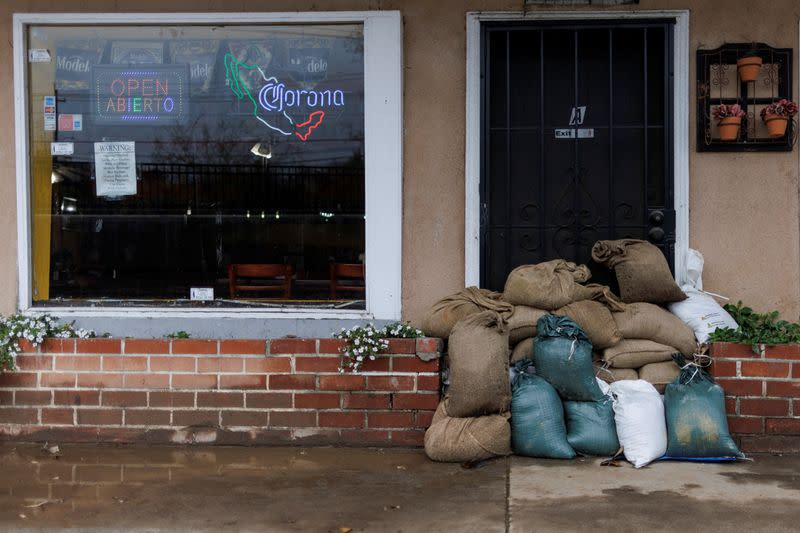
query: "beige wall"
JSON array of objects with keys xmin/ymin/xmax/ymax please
[{"xmin": 1, "ymin": 0, "xmax": 799, "ymax": 324}]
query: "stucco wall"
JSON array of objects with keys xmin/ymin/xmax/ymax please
[{"xmin": 1, "ymin": 0, "xmax": 799, "ymax": 325}]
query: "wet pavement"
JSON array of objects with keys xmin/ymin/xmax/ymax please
[
  {"xmin": 510, "ymin": 455, "xmax": 800, "ymax": 533},
  {"xmin": 0, "ymin": 444, "xmax": 506, "ymax": 532},
  {"xmin": 0, "ymin": 444, "xmax": 797, "ymax": 532}
]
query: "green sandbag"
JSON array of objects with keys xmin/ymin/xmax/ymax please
[
  {"xmin": 564, "ymin": 398, "xmax": 620, "ymax": 456},
  {"xmin": 665, "ymin": 354, "xmax": 744, "ymax": 459},
  {"xmin": 511, "ymin": 361, "xmax": 575, "ymax": 459},
  {"xmin": 534, "ymin": 315, "xmax": 604, "ymax": 401}
]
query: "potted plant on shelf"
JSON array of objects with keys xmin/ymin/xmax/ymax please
[
  {"xmin": 760, "ymin": 98, "xmax": 798, "ymax": 138},
  {"xmin": 737, "ymin": 50, "xmax": 762, "ymax": 82},
  {"xmin": 713, "ymin": 104, "xmax": 745, "ymax": 141}
]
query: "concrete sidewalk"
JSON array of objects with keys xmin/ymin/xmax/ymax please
[{"xmin": 0, "ymin": 444, "xmax": 796, "ymax": 532}]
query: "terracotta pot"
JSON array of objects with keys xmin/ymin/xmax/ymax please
[
  {"xmin": 764, "ymin": 113, "xmax": 789, "ymax": 138},
  {"xmin": 717, "ymin": 116, "xmax": 742, "ymax": 141},
  {"xmin": 737, "ymin": 56, "xmax": 763, "ymax": 82}
]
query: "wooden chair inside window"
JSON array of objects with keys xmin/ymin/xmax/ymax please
[
  {"xmin": 330, "ymin": 263, "xmax": 365, "ymax": 299},
  {"xmin": 228, "ymin": 264, "xmax": 293, "ymax": 300}
]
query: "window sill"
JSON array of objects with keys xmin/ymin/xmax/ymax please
[
  {"xmin": 20, "ymin": 307, "xmax": 383, "ymax": 339},
  {"xmin": 24, "ymin": 306, "xmax": 373, "ymax": 320}
]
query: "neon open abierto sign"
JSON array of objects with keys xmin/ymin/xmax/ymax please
[
  {"xmin": 91, "ymin": 65, "xmax": 188, "ymax": 125},
  {"xmin": 224, "ymin": 53, "xmax": 345, "ymax": 141}
]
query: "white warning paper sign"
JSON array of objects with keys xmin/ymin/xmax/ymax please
[{"xmin": 94, "ymin": 141, "xmax": 137, "ymax": 197}]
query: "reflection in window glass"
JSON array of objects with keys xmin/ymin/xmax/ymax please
[{"xmin": 27, "ymin": 24, "xmax": 365, "ymax": 308}]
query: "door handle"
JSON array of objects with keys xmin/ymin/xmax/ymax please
[
  {"xmin": 648, "ymin": 226, "xmax": 665, "ymax": 243},
  {"xmin": 649, "ymin": 210, "xmax": 664, "ymax": 225}
]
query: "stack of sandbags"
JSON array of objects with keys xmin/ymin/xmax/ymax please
[
  {"xmin": 424, "ymin": 311, "xmax": 512, "ymax": 462},
  {"xmin": 421, "ymin": 242, "xmax": 707, "ymax": 462},
  {"xmin": 591, "ymin": 240, "xmax": 699, "ymax": 392},
  {"xmin": 512, "ymin": 316, "xmax": 619, "ymax": 458},
  {"xmin": 504, "ymin": 259, "xmax": 624, "ymax": 365},
  {"xmin": 603, "ymin": 302, "xmax": 698, "ymax": 392}
]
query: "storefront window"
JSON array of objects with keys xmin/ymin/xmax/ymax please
[{"xmin": 26, "ymin": 24, "xmax": 365, "ymax": 309}]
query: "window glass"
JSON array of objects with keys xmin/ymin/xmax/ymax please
[{"xmin": 27, "ymin": 24, "xmax": 365, "ymax": 308}]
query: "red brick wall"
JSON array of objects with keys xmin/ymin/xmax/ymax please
[
  {"xmin": 0, "ymin": 337, "xmax": 442, "ymax": 446},
  {"xmin": 710, "ymin": 342, "xmax": 800, "ymax": 453}
]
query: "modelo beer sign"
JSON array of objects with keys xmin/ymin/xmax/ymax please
[{"xmin": 91, "ymin": 65, "xmax": 188, "ymax": 125}]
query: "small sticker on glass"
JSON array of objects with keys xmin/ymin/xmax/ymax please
[
  {"xmin": 58, "ymin": 114, "xmax": 83, "ymax": 132},
  {"xmin": 190, "ymin": 288, "xmax": 214, "ymax": 301},
  {"xmin": 28, "ymin": 49, "xmax": 51, "ymax": 63},
  {"xmin": 43, "ymin": 96, "xmax": 56, "ymax": 131},
  {"xmin": 51, "ymin": 142, "xmax": 74, "ymax": 156}
]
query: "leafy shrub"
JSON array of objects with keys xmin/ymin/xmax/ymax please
[{"xmin": 708, "ymin": 301, "xmax": 800, "ymax": 352}]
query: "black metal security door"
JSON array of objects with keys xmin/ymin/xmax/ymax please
[{"xmin": 480, "ymin": 21, "xmax": 675, "ymax": 291}]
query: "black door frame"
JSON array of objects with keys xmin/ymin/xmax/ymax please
[{"xmin": 478, "ymin": 18, "xmax": 676, "ymax": 290}]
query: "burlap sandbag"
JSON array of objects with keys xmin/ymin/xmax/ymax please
[
  {"xmin": 591, "ymin": 239, "xmax": 686, "ymax": 304},
  {"xmin": 503, "ymin": 260, "xmax": 625, "ymax": 311},
  {"xmin": 603, "ymin": 339, "xmax": 679, "ymax": 369},
  {"xmin": 507, "ymin": 306, "xmax": 549, "ymax": 345},
  {"xmin": 593, "ymin": 362, "xmax": 638, "ymax": 384},
  {"xmin": 424, "ymin": 400, "xmax": 511, "ymax": 463},
  {"xmin": 613, "ymin": 302, "xmax": 697, "ymax": 355},
  {"xmin": 639, "ymin": 360, "xmax": 681, "ymax": 394},
  {"xmin": 421, "ymin": 286, "xmax": 513, "ymax": 339},
  {"xmin": 555, "ymin": 300, "xmax": 622, "ymax": 349},
  {"xmin": 447, "ymin": 311, "xmax": 510, "ymax": 417},
  {"xmin": 510, "ymin": 337, "xmax": 534, "ymax": 363}
]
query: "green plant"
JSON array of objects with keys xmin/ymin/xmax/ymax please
[
  {"xmin": 165, "ymin": 331, "xmax": 191, "ymax": 339},
  {"xmin": 335, "ymin": 322, "xmax": 424, "ymax": 373},
  {"xmin": 382, "ymin": 322, "xmax": 425, "ymax": 339},
  {"xmin": 708, "ymin": 301, "xmax": 800, "ymax": 353},
  {"xmin": 0, "ymin": 314, "xmax": 95, "ymax": 372}
]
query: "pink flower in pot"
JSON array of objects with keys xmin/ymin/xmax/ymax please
[
  {"xmin": 760, "ymin": 99, "xmax": 798, "ymax": 138},
  {"xmin": 713, "ymin": 104, "xmax": 745, "ymax": 141}
]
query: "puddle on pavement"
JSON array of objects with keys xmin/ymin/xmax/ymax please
[{"xmin": 0, "ymin": 443, "xmax": 508, "ymax": 532}]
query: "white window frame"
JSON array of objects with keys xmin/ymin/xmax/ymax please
[
  {"xmin": 13, "ymin": 11, "xmax": 403, "ymax": 322},
  {"xmin": 465, "ymin": 10, "xmax": 690, "ymax": 286}
]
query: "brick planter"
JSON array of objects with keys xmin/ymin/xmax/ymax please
[
  {"xmin": 0, "ymin": 337, "xmax": 443, "ymax": 447},
  {"xmin": 710, "ymin": 342, "xmax": 800, "ymax": 453}
]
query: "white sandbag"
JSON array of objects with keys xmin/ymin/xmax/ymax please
[
  {"xmin": 684, "ymin": 249, "xmax": 704, "ymax": 291},
  {"xmin": 609, "ymin": 380, "xmax": 667, "ymax": 468},
  {"xmin": 596, "ymin": 377, "xmax": 611, "ymax": 396},
  {"xmin": 668, "ymin": 288, "xmax": 738, "ymax": 344}
]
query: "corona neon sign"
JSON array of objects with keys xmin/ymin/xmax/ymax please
[
  {"xmin": 92, "ymin": 65, "xmax": 188, "ymax": 125},
  {"xmin": 224, "ymin": 53, "xmax": 344, "ymax": 141},
  {"xmin": 257, "ymin": 82, "xmax": 344, "ymax": 113}
]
